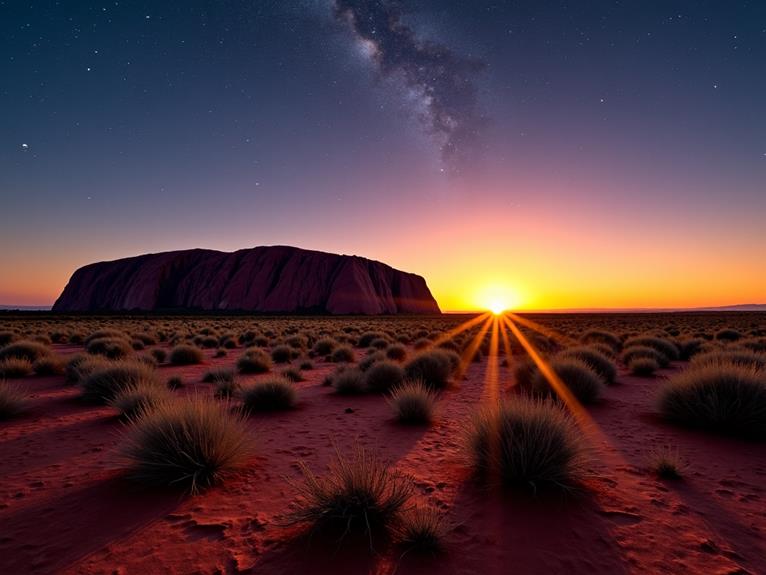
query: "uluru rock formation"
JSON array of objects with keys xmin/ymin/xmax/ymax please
[{"xmin": 52, "ymin": 246, "xmax": 441, "ymax": 314}]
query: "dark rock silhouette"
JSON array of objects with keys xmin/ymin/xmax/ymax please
[{"xmin": 53, "ymin": 246, "xmax": 441, "ymax": 314}]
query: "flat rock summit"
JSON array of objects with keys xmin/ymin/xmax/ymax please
[{"xmin": 52, "ymin": 245, "xmax": 441, "ymax": 314}]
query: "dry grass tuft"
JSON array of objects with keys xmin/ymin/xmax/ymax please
[
  {"xmin": 657, "ymin": 363, "xmax": 766, "ymax": 439},
  {"xmin": 465, "ymin": 396, "xmax": 586, "ymax": 490},
  {"xmin": 387, "ymin": 380, "xmax": 437, "ymax": 424},
  {"xmin": 241, "ymin": 377, "xmax": 296, "ymax": 412},
  {"xmin": 0, "ymin": 380, "xmax": 30, "ymax": 419},
  {"xmin": 289, "ymin": 445, "xmax": 413, "ymax": 544},
  {"xmin": 119, "ymin": 396, "xmax": 251, "ymax": 492}
]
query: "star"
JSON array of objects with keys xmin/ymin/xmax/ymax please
[{"xmin": 21, "ymin": 143, "xmax": 29, "ymax": 149}]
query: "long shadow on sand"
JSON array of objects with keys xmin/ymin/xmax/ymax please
[{"xmin": 0, "ymin": 474, "xmax": 182, "ymax": 575}]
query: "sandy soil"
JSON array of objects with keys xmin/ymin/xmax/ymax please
[{"xmin": 1, "ymin": 345, "xmax": 764, "ymax": 575}]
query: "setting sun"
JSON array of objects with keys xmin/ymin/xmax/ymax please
[{"xmin": 475, "ymin": 284, "xmax": 523, "ymax": 314}]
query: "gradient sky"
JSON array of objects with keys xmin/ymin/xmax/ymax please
[{"xmin": 1, "ymin": 0, "xmax": 765, "ymax": 311}]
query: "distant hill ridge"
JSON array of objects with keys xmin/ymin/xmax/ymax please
[{"xmin": 52, "ymin": 245, "xmax": 441, "ymax": 315}]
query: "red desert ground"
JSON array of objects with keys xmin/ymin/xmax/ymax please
[{"xmin": 0, "ymin": 246, "xmax": 765, "ymax": 574}]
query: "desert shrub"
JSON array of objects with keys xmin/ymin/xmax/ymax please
[
  {"xmin": 558, "ymin": 346, "xmax": 617, "ymax": 384},
  {"xmin": 582, "ymin": 330, "xmax": 622, "ymax": 352},
  {"xmin": 65, "ymin": 354, "xmax": 108, "ymax": 384},
  {"xmin": 281, "ymin": 367, "xmax": 304, "ymax": 382},
  {"xmin": 621, "ymin": 345, "xmax": 667, "ymax": 367},
  {"xmin": 131, "ymin": 339, "xmax": 145, "ymax": 351},
  {"xmin": 0, "ymin": 358, "xmax": 33, "ymax": 378},
  {"xmin": 394, "ymin": 506, "xmax": 448, "ymax": 554},
  {"xmin": 715, "ymin": 329, "xmax": 742, "ymax": 342},
  {"xmin": 0, "ymin": 332, "xmax": 16, "ymax": 346},
  {"xmin": 119, "ymin": 396, "xmax": 251, "ymax": 492},
  {"xmin": 241, "ymin": 377, "xmax": 297, "ymax": 412},
  {"xmin": 647, "ymin": 445, "xmax": 686, "ymax": 479},
  {"xmin": 150, "ymin": 348, "xmax": 167, "ymax": 364},
  {"xmin": 199, "ymin": 336, "xmax": 219, "ymax": 349},
  {"xmin": 169, "ymin": 344, "xmax": 204, "ymax": 365},
  {"xmin": 358, "ymin": 331, "xmax": 386, "ymax": 348},
  {"xmin": 166, "ymin": 375, "xmax": 184, "ymax": 390},
  {"xmin": 676, "ymin": 338, "xmax": 704, "ymax": 361},
  {"xmin": 213, "ymin": 348, "xmax": 227, "ymax": 358},
  {"xmin": 365, "ymin": 360, "xmax": 405, "ymax": 393},
  {"xmin": 466, "ymin": 396, "xmax": 586, "ymax": 489},
  {"xmin": 286, "ymin": 335, "xmax": 308, "ymax": 349},
  {"xmin": 359, "ymin": 351, "xmax": 385, "ymax": 372},
  {"xmin": 624, "ymin": 336, "xmax": 679, "ymax": 363},
  {"xmin": 513, "ymin": 357, "xmax": 539, "ymax": 388},
  {"xmin": 289, "ymin": 446, "xmax": 413, "ymax": 542},
  {"xmin": 299, "ymin": 360, "xmax": 314, "ymax": 371},
  {"xmin": 237, "ymin": 348, "xmax": 272, "ymax": 374},
  {"xmin": 404, "ymin": 350, "xmax": 455, "ymax": 390},
  {"xmin": 0, "ymin": 340, "xmax": 49, "ymax": 362},
  {"xmin": 331, "ymin": 345, "xmax": 355, "ymax": 363},
  {"xmin": 80, "ymin": 361, "xmax": 157, "ymax": 403},
  {"xmin": 332, "ymin": 367, "xmax": 366, "ymax": 395},
  {"xmin": 690, "ymin": 350, "xmax": 766, "ymax": 371},
  {"xmin": 87, "ymin": 337, "xmax": 133, "ymax": 359},
  {"xmin": 85, "ymin": 329, "xmax": 126, "ymax": 344},
  {"xmin": 0, "ymin": 381, "xmax": 29, "ymax": 419},
  {"xmin": 413, "ymin": 338, "xmax": 430, "ymax": 350},
  {"xmin": 369, "ymin": 337, "xmax": 389, "ymax": 350},
  {"xmin": 657, "ymin": 364, "xmax": 766, "ymax": 439},
  {"xmin": 528, "ymin": 357, "xmax": 604, "ymax": 404},
  {"xmin": 32, "ymin": 355, "xmax": 65, "ymax": 376},
  {"xmin": 110, "ymin": 383, "xmax": 171, "ymax": 418},
  {"xmin": 388, "ymin": 380, "xmax": 437, "ymax": 424},
  {"xmin": 386, "ymin": 344, "xmax": 408, "ymax": 362},
  {"xmin": 202, "ymin": 367, "xmax": 235, "ymax": 384},
  {"xmin": 137, "ymin": 354, "xmax": 159, "ymax": 368},
  {"xmin": 629, "ymin": 357, "xmax": 659, "ymax": 377},
  {"xmin": 271, "ymin": 345, "xmax": 293, "ymax": 364},
  {"xmin": 741, "ymin": 338, "xmax": 766, "ymax": 353},
  {"xmin": 312, "ymin": 337, "xmax": 337, "ymax": 356}
]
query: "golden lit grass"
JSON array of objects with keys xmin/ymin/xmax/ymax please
[
  {"xmin": 529, "ymin": 357, "xmax": 605, "ymax": 404},
  {"xmin": 0, "ymin": 340, "xmax": 50, "ymax": 362},
  {"xmin": 0, "ymin": 357, "xmax": 33, "ymax": 378},
  {"xmin": 657, "ymin": 363, "xmax": 766, "ymax": 439},
  {"xmin": 237, "ymin": 348, "xmax": 272, "ymax": 374},
  {"xmin": 466, "ymin": 395, "xmax": 587, "ymax": 491},
  {"xmin": 119, "ymin": 396, "xmax": 252, "ymax": 492}
]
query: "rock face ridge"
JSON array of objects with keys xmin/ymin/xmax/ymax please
[{"xmin": 52, "ymin": 246, "xmax": 441, "ymax": 314}]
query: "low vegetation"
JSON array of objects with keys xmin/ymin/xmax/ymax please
[{"xmin": 119, "ymin": 396, "xmax": 251, "ymax": 492}]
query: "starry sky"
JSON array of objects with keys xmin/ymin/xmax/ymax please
[{"xmin": 1, "ymin": 0, "xmax": 765, "ymax": 310}]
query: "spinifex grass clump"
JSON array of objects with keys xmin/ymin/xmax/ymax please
[
  {"xmin": 119, "ymin": 396, "xmax": 251, "ymax": 492},
  {"xmin": 629, "ymin": 357, "xmax": 659, "ymax": 376},
  {"xmin": 388, "ymin": 380, "xmax": 437, "ymax": 424},
  {"xmin": 332, "ymin": 367, "xmax": 366, "ymax": 395},
  {"xmin": 404, "ymin": 350, "xmax": 456, "ymax": 390},
  {"xmin": 466, "ymin": 396, "xmax": 586, "ymax": 490},
  {"xmin": 0, "ymin": 380, "xmax": 30, "ymax": 420},
  {"xmin": 169, "ymin": 344, "xmax": 204, "ymax": 365},
  {"xmin": 109, "ymin": 383, "xmax": 172, "ymax": 418},
  {"xmin": 0, "ymin": 358, "xmax": 33, "ymax": 378},
  {"xmin": 289, "ymin": 446, "xmax": 413, "ymax": 544},
  {"xmin": 558, "ymin": 346, "xmax": 617, "ymax": 384},
  {"xmin": 529, "ymin": 357, "xmax": 604, "ymax": 404},
  {"xmin": 0, "ymin": 340, "xmax": 50, "ymax": 362},
  {"xmin": 657, "ymin": 363, "xmax": 766, "ymax": 440},
  {"xmin": 86, "ymin": 336, "xmax": 133, "ymax": 359},
  {"xmin": 394, "ymin": 506, "xmax": 448, "ymax": 554},
  {"xmin": 237, "ymin": 348, "xmax": 273, "ymax": 374},
  {"xmin": 241, "ymin": 377, "xmax": 297, "ymax": 412},
  {"xmin": 647, "ymin": 445, "xmax": 686, "ymax": 479},
  {"xmin": 365, "ymin": 360, "xmax": 405, "ymax": 393},
  {"xmin": 80, "ymin": 360, "xmax": 158, "ymax": 403}
]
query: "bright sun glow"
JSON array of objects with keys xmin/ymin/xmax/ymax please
[{"xmin": 476, "ymin": 284, "xmax": 523, "ymax": 314}]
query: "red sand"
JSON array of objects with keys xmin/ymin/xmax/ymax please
[{"xmin": 1, "ymin": 346, "xmax": 764, "ymax": 574}]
